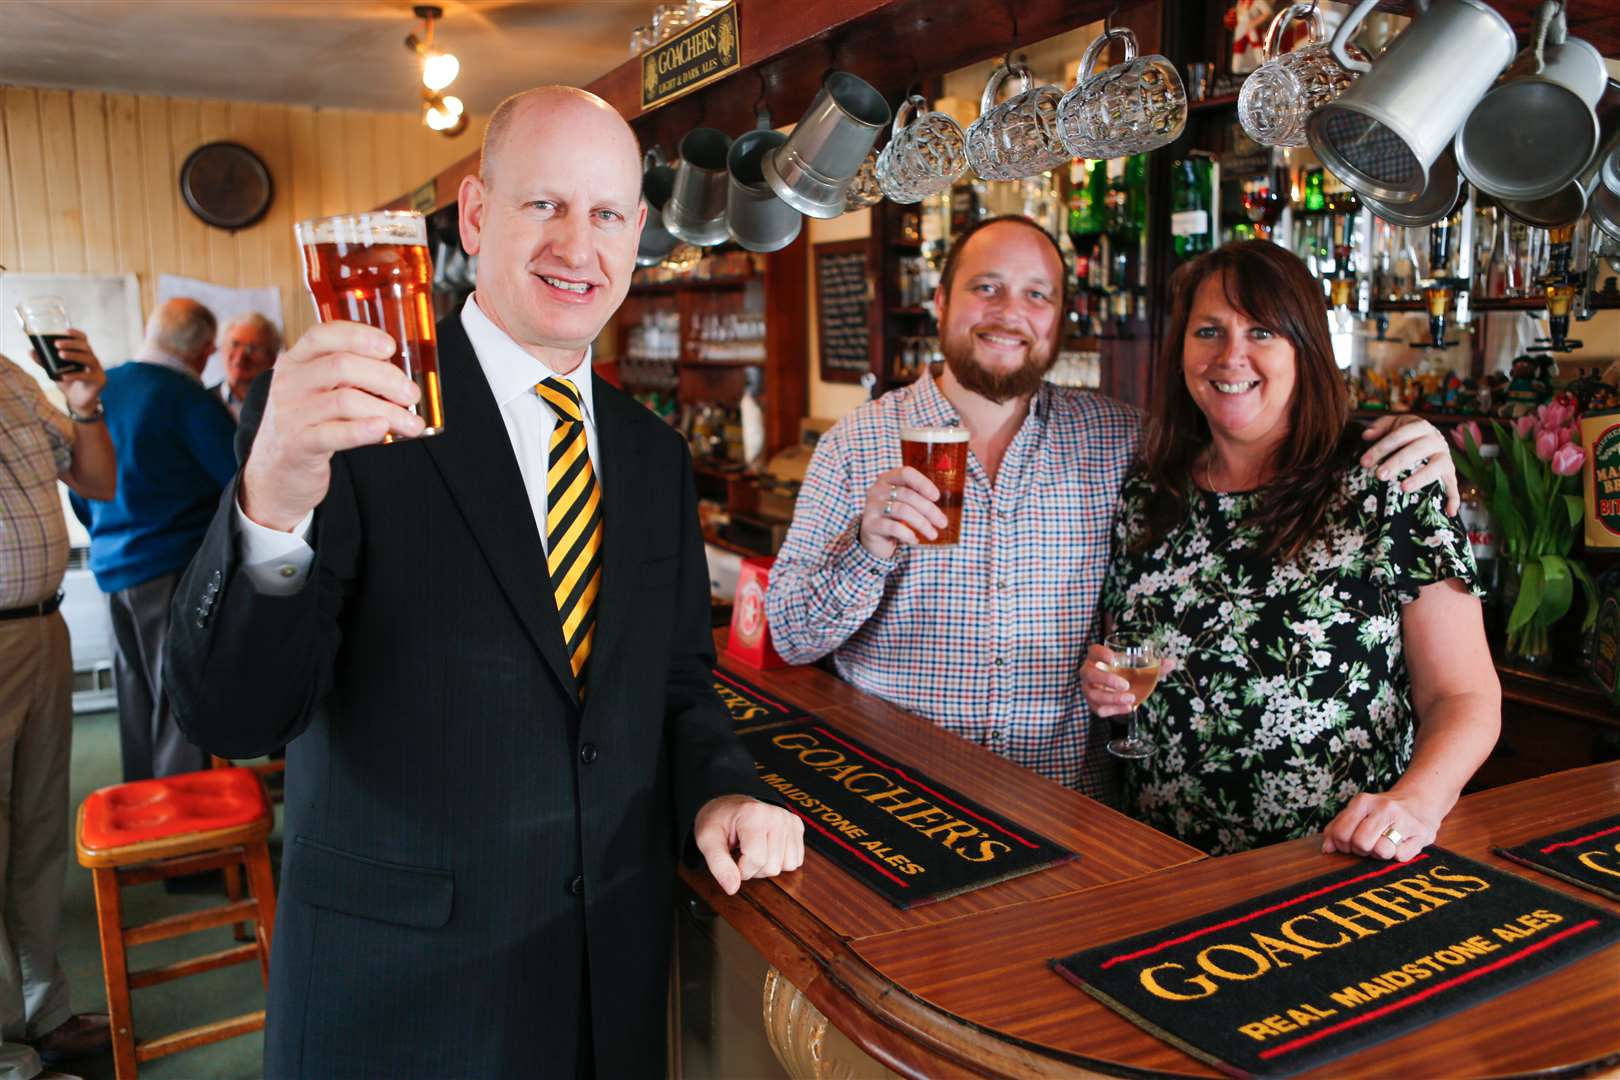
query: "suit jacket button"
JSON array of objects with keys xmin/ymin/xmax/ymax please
[
  {"xmin": 568, "ymin": 875, "xmax": 584, "ymax": 896},
  {"xmin": 579, "ymin": 743, "xmax": 598, "ymax": 764}
]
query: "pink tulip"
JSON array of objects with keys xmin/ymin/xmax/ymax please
[
  {"xmin": 1450, "ymin": 420, "xmax": 1483, "ymax": 451},
  {"xmin": 1536, "ymin": 430, "xmax": 1558, "ymax": 461},
  {"xmin": 1551, "ymin": 443, "xmax": 1585, "ymax": 477},
  {"xmin": 1515, "ymin": 414, "xmax": 1537, "ymax": 440},
  {"xmin": 1563, "ymin": 423, "xmax": 1581, "ymax": 448}
]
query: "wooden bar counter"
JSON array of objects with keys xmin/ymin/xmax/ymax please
[{"xmin": 684, "ymin": 632, "xmax": 1620, "ymax": 1078}]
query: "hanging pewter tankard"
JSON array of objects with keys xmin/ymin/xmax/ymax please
[{"xmin": 1306, "ymin": 0, "xmax": 1515, "ymax": 205}]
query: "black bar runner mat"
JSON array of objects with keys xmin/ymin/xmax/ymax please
[
  {"xmin": 1497, "ymin": 814, "xmax": 1620, "ymax": 902},
  {"xmin": 739, "ymin": 721, "xmax": 1075, "ymax": 908},
  {"xmin": 1050, "ymin": 849, "xmax": 1620, "ymax": 1079},
  {"xmin": 711, "ymin": 668, "xmax": 807, "ymax": 729}
]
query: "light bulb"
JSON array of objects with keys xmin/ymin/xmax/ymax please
[
  {"xmin": 422, "ymin": 50, "xmax": 460, "ymax": 91},
  {"xmin": 425, "ymin": 103, "xmax": 454, "ymax": 130},
  {"xmin": 440, "ymin": 95, "xmax": 464, "ymax": 117}
]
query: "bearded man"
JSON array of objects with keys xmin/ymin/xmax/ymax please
[{"xmin": 766, "ymin": 216, "xmax": 1461, "ymax": 798}]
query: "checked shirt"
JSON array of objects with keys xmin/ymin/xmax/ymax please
[{"xmin": 766, "ymin": 373, "xmax": 1142, "ymax": 798}]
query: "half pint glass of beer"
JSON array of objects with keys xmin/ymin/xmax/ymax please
[
  {"xmin": 296, "ymin": 211, "xmax": 444, "ymax": 438},
  {"xmin": 900, "ymin": 425, "xmax": 969, "ymax": 545}
]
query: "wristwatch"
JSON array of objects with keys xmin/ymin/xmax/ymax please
[{"xmin": 67, "ymin": 400, "xmax": 105, "ymax": 423}]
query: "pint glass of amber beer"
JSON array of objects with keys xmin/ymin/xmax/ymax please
[
  {"xmin": 295, "ymin": 211, "xmax": 443, "ymax": 438},
  {"xmin": 899, "ymin": 425, "xmax": 969, "ymax": 545}
]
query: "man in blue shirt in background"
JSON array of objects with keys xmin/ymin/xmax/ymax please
[{"xmin": 73, "ymin": 298, "xmax": 236, "ymax": 782}]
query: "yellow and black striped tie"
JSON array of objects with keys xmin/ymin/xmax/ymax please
[{"xmin": 537, "ymin": 376, "xmax": 603, "ymax": 699}]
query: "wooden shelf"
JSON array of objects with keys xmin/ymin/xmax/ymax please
[
  {"xmin": 1188, "ymin": 93, "xmax": 1238, "ymax": 112},
  {"xmin": 1351, "ymin": 408, "xmax": 1484, "ymax": 425},
  {"xmin": 1497, "ymin": 660, "xmax": 1619, "ymax": 730},
  {"xmin": 628, "ymin": 277, "xmax": 753, "ymax": 295},
  {"xmin": 680, "ymin": 356, "xmax": 768, "ymax": 368},
  {"xmin": 1367, "ymin": 295, "xmax": 1620, "ymax": 313}
]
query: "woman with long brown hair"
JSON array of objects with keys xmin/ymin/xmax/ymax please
[{"xmin": 1081, "ymin": 241, "xmax": 1499, "ymax": 858}]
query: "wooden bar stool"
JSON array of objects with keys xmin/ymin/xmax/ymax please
[
  {"xmin": 75, "ymin": 766, "xmax": 278, "ymax": 1079},
  {"xmin": 209, "ymin": 754, "xmax": 285, "ymax": 940}
]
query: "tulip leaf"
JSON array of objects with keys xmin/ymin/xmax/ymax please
[
  {"xmin": 1507, "ymin": 560, "xmax": 1544, "ymax": 634},
  {"xmin": 1569, "ymin": 558, "xmax": 1601, "ymax": 631},
  {"xmin": 1566, "ymin": 494, "xmax": 1585, "ymax": 528},
  {"xmin": 1537, "ymin": 554, "xmax": 1573, "ymax": 626}
]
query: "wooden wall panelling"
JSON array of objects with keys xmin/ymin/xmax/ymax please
[
  {"xmin": 138, "ymin": 94, "xmax": 178, "ymax": 308},
  {"xmin": 38, "ymin": 90, "xmax": 84, "ymax": 275},
  {"xmin": 342, "ymin": 110, "xmax": 378, "ymax": 221},
  {"xmin": 198, "ymin": 99, "xmax": 237, "ymax": 287},
  {"xmin": 6, "ymin": 87, "xmax": 53, "ymax": 272},
  {"xmin": 71, "ymin": 92, "xmax": 116, "ymax": 281},
  {"xmin": 168, "ymin": 98, "xmax": 209, "ymax": 282},
  {"xmin": 0, "ymin": 89, "xmax": 23, "ymax": 272},
  {"xmin": 314, "ymin": 109, "xmax": 346, "ymax": 218},
  {"xmin": 230, "ymin": 101, "xmax": 272, "ymax": 293},
  {"xmin": 103, "ymin": 94, "xmax": 149, "ymax": 300}
]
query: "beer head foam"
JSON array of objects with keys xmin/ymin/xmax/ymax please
[
  {"xmin": 900, "ymin": 425, "xmax": 970, "ymax": 443},
  {"xmin": 295, "ymin": 211, "xmax": 427, "ymax": 247}
]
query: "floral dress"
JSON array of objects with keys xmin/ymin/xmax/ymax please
[{"xmin": 1098, "ymin": 465, "xmax": 1480, "ymax": 855}]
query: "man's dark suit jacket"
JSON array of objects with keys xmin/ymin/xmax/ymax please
[{"xmin": 164, "ymin": 314, "xmax": 761, "ymax": 1077}]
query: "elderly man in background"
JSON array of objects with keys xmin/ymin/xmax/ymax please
[
  {"xmin": 0, "ymin": 333, "xmax": 117, "ymax": 1077},
  {"xmin": 71, "ymin": 298, "xmax": 236, "ymax": 784},
  {"xmin": 209, "ymin": 313, "xmax": 282, "ymax": 420}
]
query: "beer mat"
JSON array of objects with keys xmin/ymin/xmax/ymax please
[
  {"xmin": 739, "ymin": 721, "xmax": 1075, "ymax": 909},
  {"xmin": 1050, "ymin": 849, "xmax": 1620, "ymax": 1079},
  {"xmin": 711, "ymin": 668, "xmax": 808, "ymax": 730},
  {"xmin": 1496, "ymin": 815, "xmax": 1620, "ymax": 902}
]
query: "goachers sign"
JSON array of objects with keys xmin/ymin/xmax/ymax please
[
  {"xmin": 740, "ymin": 723, "xmax": 1074, "ymax": 908},
  {"xmin": 711, "ymin": 669, "xmax": 805, "ymax": 729},
  {"xmin": 1499, "ymin": 815, "xmax": 1620, "ymax": 902},
  {"xmin": 1053, "ymin": 851, "xmax": 1620, "ymax": 1078},
  {"xmin": 640, "ymin": 4, "xmax": 740, "ymax": 111}
]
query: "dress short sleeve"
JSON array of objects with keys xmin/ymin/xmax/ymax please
[{"xmin": 1376, "ymin": 476, "xmax": 1482, "ymax": 605}]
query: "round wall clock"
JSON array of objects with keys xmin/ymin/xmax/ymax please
[{"xmin": 179, "ymin": 141, "xmax": 274, "ymax": 231}]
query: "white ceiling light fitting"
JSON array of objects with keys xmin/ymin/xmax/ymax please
[{"xmin": 407, "ymin": 5, "xmax": 467, "ymax": 137}]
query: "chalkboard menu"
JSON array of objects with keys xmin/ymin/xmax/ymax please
[{"xmin": 815, "ymin": 240, "xmax": 871, "ymax": 384}]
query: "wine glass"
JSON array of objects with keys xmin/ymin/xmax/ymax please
[{"xmin": 1103, "ymin": 634, "xmax": 1161, "ymax": 760}]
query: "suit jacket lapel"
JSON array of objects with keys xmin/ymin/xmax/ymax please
[
  {"xmin": 583, "ymin": 377, "xmax": 647, "ymax": 709},
  {"xmin": 422, "ymin": 316, "xmax": 579, "ymax": 701}
]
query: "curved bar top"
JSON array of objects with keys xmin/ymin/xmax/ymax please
[{"xmin": 686, "ymin": 631, "xmax": 1620, "ymax": 1079}]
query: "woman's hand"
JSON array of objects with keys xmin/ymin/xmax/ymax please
[
  {"xmin": 1081, "ymin": 643, "xmax": 1176, "ymax": 717},
  {"xmin": 1321, "ymin": 789, "xmax": 1449, "ymax": 862},
  {"xmin": 1081, "ymin": 643, "xmax": 1135, "ymax": 717}
]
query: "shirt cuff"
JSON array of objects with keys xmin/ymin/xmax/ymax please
[
  {"xmin": 828, "ymin": 525, "xmax": 899, "ymax": 605},
  {"xmin": 234, "ymin": 501, "xmax": 315, "ymax": 596}
]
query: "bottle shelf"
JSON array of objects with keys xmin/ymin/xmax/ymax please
[{"xmin": 1365, "ymin": 295, "xmax": 1620, "ymax": 313}]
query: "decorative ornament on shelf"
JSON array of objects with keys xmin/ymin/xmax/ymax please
[{"xmin": 1452, "ymin": 394, "xmax": 1598, "ymax": 669}]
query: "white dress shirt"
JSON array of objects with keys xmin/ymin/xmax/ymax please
[{"xmin": 235, "ymin": 295, "xmax": 600, "ymax": 595}]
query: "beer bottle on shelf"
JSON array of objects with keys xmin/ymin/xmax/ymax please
[{"xmin": 1171, "ymin": 155, "xmax": 1214, "ymax": 260}]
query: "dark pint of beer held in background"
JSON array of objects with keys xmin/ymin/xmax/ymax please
[
  {"xmin": 900, "ymin": 425, "xmax": 969, "ymax": 546},
  {"xmin": 296, "ymin": 211, "xmax": 443, "ymax": 438},
  {"xmin": 14, "ymin": 296, "xmax": 86, "ymax": 381}
]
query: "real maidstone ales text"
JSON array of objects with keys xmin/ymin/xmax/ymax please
[{"xmin": 301, "ymin": 239, "xmax": 444, "ymax": 436}]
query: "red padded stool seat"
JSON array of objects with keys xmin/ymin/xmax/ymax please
[
  {"xmin": 80, "ymin": 768, "xmax": 268, "ymax": 852},
  {"xmin": 76, "ymin": 767, "xmax": 277, "ymax": 1079}
]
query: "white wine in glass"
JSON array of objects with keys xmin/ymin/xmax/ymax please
[{"xmin": 1103, "ymin": 635, "xmax": 1160, "ymax": 760}]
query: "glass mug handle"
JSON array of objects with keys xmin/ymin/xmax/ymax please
[
  {"xmin": 1075, "ymin": 27, "xmax": 1138, "ymax": 88},
  {"xmin": 1263, "ymin": 2, "xmax": 1326, "ymax": 63},
  {"xmin": 1329, "ymin": 0, "xmax": 1394, "ymax": 73},
  {"xmin": 977, "ymin": 60, "xmax": 1033, "ymax": 117},
  {"xmin": 892, "ymin": 94, "xmax": 926, "ymax": 139}
]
